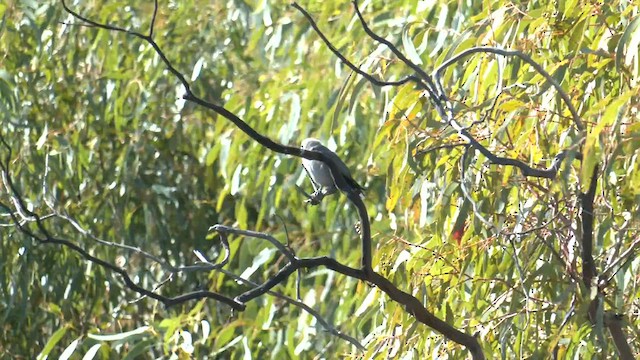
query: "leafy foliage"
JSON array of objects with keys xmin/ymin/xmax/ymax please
[{"xmin": 1, "ymin": 0, "xmax": 639, "ymax": 359}]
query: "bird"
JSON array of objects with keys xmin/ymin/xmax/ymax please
[{"xmin": 300, "ymin": 138, "xmax": 364, "ymax": 204}]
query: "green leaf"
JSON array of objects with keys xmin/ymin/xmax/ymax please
[
  {"xmin": 87, "ymin": 326, "xmax": 150, "ymax": 342},
  {"xmin": 37, "ymin": 325, "xmax": 68, "ymax": 360},
  {"xmin": 402, "ymin": 23, "xmax": 423, "ymax": 65},
  {"xmin": 615, "ymin": 15, "xmax": 640, "ymax": 73},
  {"xmin": 122, "ymin": 338, "xmax": 156, "ymax": 360}
]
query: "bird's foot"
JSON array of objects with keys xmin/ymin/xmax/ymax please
[{"xmin": 305, "ymin": 191, "xmax": 325, "ymax": 205}]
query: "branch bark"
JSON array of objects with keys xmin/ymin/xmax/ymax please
[{"xmin": 580, "ymin": 166, "xmax": 598, "ymax": 287}]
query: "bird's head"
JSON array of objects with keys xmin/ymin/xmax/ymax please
[{"xmin": 301, "ymin": 138, "xmax": 322, "ymax": 150}]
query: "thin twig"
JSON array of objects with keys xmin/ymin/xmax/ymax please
[{"xmin": 292, "ymin": 3, "xmax": 419, "ymax": 88}]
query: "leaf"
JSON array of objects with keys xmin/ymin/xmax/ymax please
[
  {"xmin": 429, "ymin": 4, "xmax": 450, "ymax": 57},
  {"xmin": 122, "ymin": 338, "xmax": 156, "ymax": 360},
  {"xmin": 451, "ymin": 197, "xmax": 470, "ymax": 245},
  {"xmin": 568, "ymin": 17, "xmax": 587, "ymax": 51},
  {"xmin": 213, "ymin": 331, "xmax": 243, "ymax": 355},
  {"xmin": 81, "ymin": 344, "xmax": 103, "ymax": 360},
  {"xmin": 279, "ymin": 92, "xmax": 301, "ymax": 144},
  {"xmin": 600, "ymin": 88, "xmax": 635, "ymax": 132},
  {"xmin": 191, "ymin": 57, "xmax": 205, "ymax": 81},
  {"xmin": 59, "ymin": 338, "xmax": 80, "ymax": 360},
  {"xmin": 239, "ymin": 247, "xmax": 276, "ymax": 279},
  {"xmin": 87, "ymin": 326, "xmax": 150, "ymax": 342},
  {"xmin": 402, "ymin": 23, "xmax": 423, "ymax": 65},
  {"xmin": 615, "ymin": 15, "xmax": 640, "ymax": 72},
  {"xmin": 36, "ymin": 124, "xmax": 48, "ymax": 150},
  {"xmin": 37, "ymin": 325, "xmax": 68, "ymax": 360},
  {"xmin": 582, "ymin": 88, "xmax": 634, "ymax": 187},
  {"xmin": 332, "ymin": 71, "xmax": 358, "ymax": 131}
]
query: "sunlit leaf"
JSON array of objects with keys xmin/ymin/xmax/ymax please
[{"xmin": 37, "ymin": 325, "xmax": 68, "ymax": 360}]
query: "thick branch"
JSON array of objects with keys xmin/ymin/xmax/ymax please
[
  {"xmin": 193, "ymin": 238, "xmax": 365, "ymax": 350},
  {"xmin": 232, "ymin": 255, "xmax": 484, "ymax": 358},
  {"xmin": 462, "ymin": 140, "xmax": 578, "ymax": 179},
  {"xmin": 580, "ymin": 166, "xmax": 598, "ymax": 287},
  {"xmin": 606, "ymin": 313, "xmax": 635, "ymax": 360},
  {"xmin": 59, "ymin": 2, "xmax": 482, "ymax": 357},
  {"xmin": 59, "ymin": 1, "xmax": 372, "ymax": 276}
]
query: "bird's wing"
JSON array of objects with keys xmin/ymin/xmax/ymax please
[
  {"xmin": 311, "ymin": 143, "xmax": 364, "ymax": 192},
  {"xmin": 345, "ymin": 174, "xmax": 365, "ymax": 192}
]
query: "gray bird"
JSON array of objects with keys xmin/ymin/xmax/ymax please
[{"xmin": 301, "ymin": 138, "xmax": 364, "ymax": 204}]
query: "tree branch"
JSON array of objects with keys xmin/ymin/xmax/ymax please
[
  {"xmin": 433, "ymin": 46, "xmax": 585, "ymax": 132},
  {"xmin": 326, "ymin": 2, "xmax": 585, "ymax": 181},
  {"xmin": 0, "ymin": 133, "xmax": 245, "ymax": 310},
  {"xmin": 350, "ymin": 0, "xmax": 443, "ymax": 110},
  {"xmin": 49, "ymin": 1, "xmax": 536, "ymax": 357},
  {"xmin": 292, "ymin": 2, "xmax": 417, "ymax": 89},
  {"xmin": 606, "ymin": 313, "xmax": 635, "ymax": 360},
  {"xmin": 580, "ymin": 166, "xmax": 598, "ymax": 287}
]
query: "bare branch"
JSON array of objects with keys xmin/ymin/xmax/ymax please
[
  {"xmin": 580, "ymin": 166, "xmax": 599, "ymax": 287},
  {"xmin": 433, "ymin": 46, "xmax": 585, "ymax": 132},
  {"xmin": 350, "ymin": 0, "xmax": 443, "ymax": 110},
  {"xmin": 61, "ymin": 0, "xmax": 373, "ymax": 277},
  {"xmin": 49, "ymin": 2, "xmax": 528, "ymax": 357},
  {"xmin": 60, "ymin": 0, "xmax": 191, "ymax": 92},
  {"xmin": 315, "ymin": 3, "xmax": 581, "ymax": 180},
  {"xmin": 191, "ymin": 245, "xmax": 366, "ymax": 350},
  {"xmin": 606, "ymin": 313, "xmax": 635, "ymax": 360},
  {"xmin": 203, "ymin": 221, "xmax": 482, "ymax": 357},
  {"xmin": 210, "ymin": 225, "xmax": 296, "ymax": 262},
  {"xmin": 220, "ymin": 267, "xmax": 365, "ymax": 350},
  {"xmin": 149, "ymin": 0, "xmax": 158, "ymax": 38},
  {"xmin": 292, "ymin": 3, "xmax": 416, "ymax": 88},
  {"xmin": 602, "ymin": 236, "xmax": 640, "ymax": 284},
  {"xmin": 0, "ymin": 132, "xmax": 243, "ymax": 311}
]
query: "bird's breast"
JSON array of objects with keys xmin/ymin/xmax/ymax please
[{"xmin": 303, "ymin": 159, "xmax": 334, "ymax": 187}]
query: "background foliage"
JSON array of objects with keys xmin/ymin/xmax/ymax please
[{"xmin": 1, "ymin": 0, "xmax": 639, "ymax": 358}]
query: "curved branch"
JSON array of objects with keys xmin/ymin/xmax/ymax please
[
  {"xmin": 0, "ymin": 133, "xmax": 243, "ymax": 310},
  {"xmin": 211, "ymin": 225, "xmax": 296, "ymax": 262},
  {"xmin": 194, "ymin": 246, "xmax": 365, "ymax": 350},
  {"xmin": 218, "ymin": 267, "xmax": 365, "ymax": 350},
  {"xmin": 59, "ymin": 2, "xmax": 481, "ymax": 357},
  {"xmin": 350, "ymin": 0, "xmax": 443, "ymax": 109},
  {"xmin": 61, "ymin": 0, "xmax": 374, "ymax": 275},
  {"xmin": 233, "ymin": 254, "xmax": 484, "ymax": 359},
  {"xmin": 0, "ymin": 203, "xmax": 244, "ymax": 310},
  {"xmin": 315, "ymin": 3, "xmax": 581, "ymax": 180},
  {"xmin": 433, "ymin": 46, "xmax": 585, "ymax": 132},
  {"xmin": 458, "ymin": 137, "xmax": 579, "ymax": 179},
  {"xmin": 60, "ymin": 0, "xmax": 192, "ymax": 93},
  {"xmin": 292, "ymin": 2, "xmax": 421, "ymax": 88}
]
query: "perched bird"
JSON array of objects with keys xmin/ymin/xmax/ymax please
[{"xmin": 300, "ymin": 138, "xmax": 364, "ymax": 204}]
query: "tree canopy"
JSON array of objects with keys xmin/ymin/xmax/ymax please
[{"xmin": 1, "ymin": 0, "xmax": 639, "ymax": 358}]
